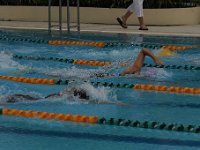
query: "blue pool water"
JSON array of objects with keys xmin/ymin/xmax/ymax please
[{"xmin": 0, "ymin": 29, "xmax": 200, "ymax": 150}]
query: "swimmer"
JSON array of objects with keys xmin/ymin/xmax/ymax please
[
  {"xmin": 120, "ymin": 48, "xmax": 164, "ymax": 76},
  {"xmin": 92, "ymin": 48, "xmax": 164, "ymax": 78},
  {"xmin": 3, "ymin": 94, "xmax": 41, "ymax": 103},
  {"xmin": 47, "ymin": 87, "xmax": 127, "ymax": 106},
  {"xmin": 16, "ymin": 48, "xmax": 163, "ymax": 79},
  {"xmin": 1, "ymin": 86, "xmax": 127, "ymax": 106}
]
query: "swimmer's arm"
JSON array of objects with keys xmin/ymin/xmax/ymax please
[
  {"xmin": 90, "ymin": 73, "xmax": 116, "ymax": 78},
  {"xmin": 100, "ymin": 100, "xmax": 128, "ymax": 106},
  {"xmin": 45, "ymin": 92, "xmax": 60, "ymax": 99},
  {"xmin": 136, "ymin": 75, "xmax": 179, "ymax": 84},
  {"xmin": 88, "ymin": 100, "xmax": 128, "ymax": 106}
]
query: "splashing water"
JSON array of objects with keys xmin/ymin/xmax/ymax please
[
  {"xmin": 35, "ymin": 66, "xmax": 105, "ymax": 79},
  {"xmin": 60, "ymin": 82, "xmax": 117, "ymax": 103},
  {"xmin": 143, "ymin": 67, "xmax": 173, "ymax": 79},
  {"xmin": 0, "ymin": 51, "xmax": 23, "ymax": 70},
  {"xmin": 78, "ymin": 82, "xmax": 117, "ymax": 101}
]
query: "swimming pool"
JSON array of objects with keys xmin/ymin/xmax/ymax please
[{"xmin": 0, "ymin": 29, "xmax": 200, "ymax": 150}]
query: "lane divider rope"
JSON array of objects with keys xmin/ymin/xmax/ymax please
[
  {"xmin": 13, "ymin": 54, "xmax": 200, "ymax": 70},
  {"xmin": 1, "ymin": 108, "xmax": 200, "ymax": 134},
  {"xmin": 0, "ymin": 75, "xmax": 200, "ymax": 95},
  {"xmin": 161, "ymin": 45, "xmax": 195, "ymax": 51},
  {"xmin": 48, "ymin": 40, "xmax": 105, "ymax": 47},
  {"xmin": 0, "ymin": 36, "xmax": 195, "ymax": 49},
  {"xmin": 0, "ymin": 75, "xmax": 56, "ymax": 84}
]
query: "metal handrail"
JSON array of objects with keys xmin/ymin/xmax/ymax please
[
  {"xmin": 48, "ymin": 0, "xmax": 80, "ymax": 33},
  {"xmin": 77, "ymin": 0, "xmax": 80, "ymax": 31},
  {"xmin": 67, "ymin": 0, "xmax": 80, "ymax": 32},
  {"xmin": 59, "ymin": 0, "xmax": 62, "ymax": 31},
  {"xmin": 67, "ymin": 0, "xmax": 70, "ymax": 32},
  {"xmin": 48, "ymin": 0, "xmax": 62, "ymax": 34},
  {"xmin": 48, "ymin": 0, "xmax": 51, "ymax": 34}
]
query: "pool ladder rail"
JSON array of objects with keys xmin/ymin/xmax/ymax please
[{"xmin": 48, "ymin": 0, "xmax": 80, "ymax": 33}]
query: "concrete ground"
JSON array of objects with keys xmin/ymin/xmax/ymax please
[{"xmin": 0, "ymin": 21, "xmax": 200, "ymax": 37}]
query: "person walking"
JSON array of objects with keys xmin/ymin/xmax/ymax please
[{"xmin": 117, "ymin": 0, "xmax": 148, "ymax": 30}]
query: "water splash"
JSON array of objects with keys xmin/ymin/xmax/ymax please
[
  {"xmin": 78, "ymin": 82, "xmax": 117, "ymax": 101},
  {"xmin": 0, "ymin": 51, "xmax": 23, "ymax": 69},
  {"xmin": 143, "ymin": 67, "xmax": 173, "ymax": 80},
  {"xmin": 59, "ymin": 82, "xmax": 117, "ymax": 103}
]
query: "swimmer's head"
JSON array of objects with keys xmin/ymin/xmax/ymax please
[{"xmin": 73, "ymin": 88, "xmax": 89, "ymax": 100}]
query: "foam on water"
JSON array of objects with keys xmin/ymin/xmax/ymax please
[
  {"xmin": 55, "ymin": 81, "xmax": 118, "ymax": 104},
  {"xmin": 0, "ymin": 51, "xmax": 23, "ymax": 70},
  {"xmin": 143, "ymin": 67, "xmax": 173, "ymax": 80},
  {"xmin": 0, "ymin": 85, "xmax": 8, "ymax": 95},
  {"xmin": 109, "ymin": 48, "xmax": 140, "ymax": 60},
  {"xmin": 14, "ymin": 46, "xmax": 40, "ymax": 54},
  {"xmin": 33, "ymin": 66, "xmax": 105, "ymax": 79},
  {"xmin": 185, "ymin": 55, "xmax": 200, "ymax": 65},
  {"xmin": 0, "ymin": 79, "xmax": 117, "ymax": 105},
  {"xmin": 77, "ymin": 82, "xmax": 117, "ymax": 101},
  {"xmin": 59, "ymin": 47, "xmax": 141, "ymax": 62}
]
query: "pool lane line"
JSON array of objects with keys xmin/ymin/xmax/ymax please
[
  {"xmin": 0, "ymin": 37, "xmax": 104, "ymax": 47},
  {"xmin": 13, "ymin": 54, "xmax": 200, "ymax": 70},
  {"xmin": 48, "ymin": 40, "xmax": 105, "ymax": 47},
  {"xmin": 160, "ymin": 45, "xmax": 195, "ymax": 51},
  {"xmin": 0, "ymin": 75, "xmax": 200, "ymax": 95},
  {"xmin": 13, "ymin": 54, "xmax": 112, "ymax": 67},
  {"xmin": 0, "ymin": 75, "xmax": 56, "ymax": 85},
  {"xmin": 1, "ymin": 126, "xmax": 200, "ymax": 147},
  {"xmin": 0, "ymin": 36, "xmax": 196, "ymax": 50},
  {"xmin": 1, "ymin": 108, "xmax": 200, "ymax": 135}
]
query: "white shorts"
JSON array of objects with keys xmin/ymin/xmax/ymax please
[{"xmin": 127, "ymin": 0, "xmax": 144, "ymax": 17}]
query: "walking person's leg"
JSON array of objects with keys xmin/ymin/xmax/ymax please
[
  {"xmin": 116, "ymin": 1, "xmax": 134, "ymax": 28},
  {"xmin": 133, "ymin": 0, "xmax": 148, "ymax": 30},
  {"xmin": 117, "ymin": 0, "xmax": 148, "ymax": 30}
]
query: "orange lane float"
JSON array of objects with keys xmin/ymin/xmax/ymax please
[
  {"xmin": 161, "ymin": 45, "xmax": 195, "ymax": 51},
  {"xmin": 73, "ymin": 60, "xmax": 112, "ymax": 67},
  {"xmin": 133, "ymin": 84, "xmax": 200, "ymax": 94},
  {"xmin": 0, "ymin": 76, "xmax": 56, "ymax": 85},
  {"xmin": 1, "ymin": 75, "xmax": 200, "ymax": 95},
  {"xmin": 48, "ymin": 40, "xmax": 105, "ymax": 48},
  {"xmin": 3, "ymin": 107, "xmax": 200, "ymax": 134},
  {"xmin": 2, "ymin": 108, "xmax": 99, "ymax": 124}
]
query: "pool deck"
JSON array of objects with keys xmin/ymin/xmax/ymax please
[{"xmin": 0, "ymin": 21, "xmax": 200, "ymax": 37}]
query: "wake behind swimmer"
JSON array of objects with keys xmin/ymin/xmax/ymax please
[{"xmin": 0, "ymin": 82, "xmax": 127, "ymax": 106}]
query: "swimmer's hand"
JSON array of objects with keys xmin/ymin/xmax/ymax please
[
  {"xmin": 91, "ymin": 73, "xmax": 117, "ymax": 78},
  {"xmin": 98, "ymin": 100, "xmax": 128, "ymax": 106},
  {"xmin": 113, "ymin": 101, "xmax": 129, "ymax": 106},
  {"xmin": 17, "ymin": 66, "xmax": 35, "ymax": 74},
  {"xmin": 45, "ymin": 92, "xmax": 60, "ymax": 99}
]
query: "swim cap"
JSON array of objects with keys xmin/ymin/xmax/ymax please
[{"xmin": 73, "ymin": 89, "xmax": 89, "ymax": 100}]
